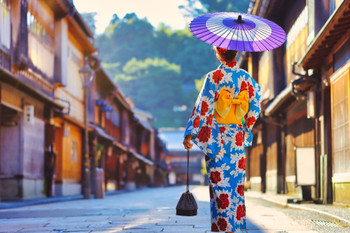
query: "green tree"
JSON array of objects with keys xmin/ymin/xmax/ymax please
[
  {"xmin": 96, "ymin": 14, "xmax": 155, "ymax": 65},
  {"xmin": 81, "ymin": 12, "xmax": 97, "ymax": 36},
  {"xmin": 180, "ymin": 0, "xmax": 251, "ymax": 17},
  {"xmin": 114, "ymin": 58, "xmax": 187, "ymax": 127},
  {"xmin": 95, "ymin": 13, "xmax": 221, "ymax": 127},
  {"xmin": 154, "ymin": 26, "xmax": 219, "ymax": 83}
]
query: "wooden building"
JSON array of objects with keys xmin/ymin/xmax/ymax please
[
  {"xmin": 0, "ymin": 0, "xmax": 63, "ymax": 200},
  {"xmin": 0, "ymin": 0, "xmax": 167, "ymax": 201},
  {"xmin": 240, "ymin": 0, "xmax": 350, "ymax": 206},
  {"xmin": 50, "ymin": 0, "xmax": 96, "ymax": 197},
  {"xmin": 160, "ymin": 128, "xmax": 204, "ymax": 185},
  {"xmin": 298, "ymin": 0, "xmax": 350, "ymax": 205}
]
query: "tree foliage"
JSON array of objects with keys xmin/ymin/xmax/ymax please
[
  {"xmin": 94, "ymin": 0, "xmax": 250, "ymax": 127},
  {"xmin": 180, "ymin": 0, "xmax": 251, "ymax": 17},
  {"xmin": 95, "ymin": 14, "xmax": 219, "ymax": 127},
  {"xmin": 81, "ymin": 12, "xmax": 97, "ymax": 36},
  {"xmin": 114, "ymin": 58, "xmax": 186, "ymax": 127}
]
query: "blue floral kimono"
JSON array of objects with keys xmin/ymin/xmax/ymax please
[{"xmin": 184, "ymin": 61, "xmax": 262, "ymax": 232}]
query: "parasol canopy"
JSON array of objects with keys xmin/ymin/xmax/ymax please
[{"xmin": 190, "ymin": 12, "xmax": 286, "ymax": 52}]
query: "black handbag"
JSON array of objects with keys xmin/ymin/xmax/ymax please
[{"xmin": 176, "ymin": 149, "xmax": 198, "ymax": 216}]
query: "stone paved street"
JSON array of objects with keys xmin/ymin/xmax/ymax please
[{"xmin": 0, "ymin": 186, "xmax": 348, "ymax": 233}]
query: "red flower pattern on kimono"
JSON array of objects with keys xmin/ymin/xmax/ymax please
[
  {"xmin": 246, "ymin": 116, "xmax": 256, "ymax": 128},
  {"xmin": 198, "ymin": 126, "xmax": 211, "ymax": 142},
  {"xmin": 206, "ymin": 114, "xmax": 213, "ymax": 125},
  {"xmin": 241, "ymin": 81, "xmax": 247, "ymax": 91},
  {"xmin": 249, "ymin": 83, "xmax": 255, "ymax": 98},
  {"xmin": 193, "ymin": 115, "xmax": 200, "ymax": 128},
  {"xmin": 238, "ymin": 157, "xmax": 246, "ymax": 170},
  {"xmin": 190, "ymin": 107, "xmax": 196, "ymax": 118},
  {"xmin": 237, "ymin": 184, "xmax": 244, "ymax": 196},
  {"xmin": 211, "ymin": 222, "xmax": 219, "ymax": 232},
  {"xmin": 213, "ymin": 70, "xmax": 224, "ymax": 83},
  {"xmin": 217, "ymin": 194, "xmax": 230, "ymax": 209},
  {"xmin": 219, "ymin": 127, "xmax": 226, "ymax": 134},
  {"xmin": 235, "ymin": 131, "xmax": 244, "ymax": 146},
  {"xmin": 210, "ymin": 171, "xmax": 221, "ymax": 184},
  {"xmin": 209, "ymin": 185, "xmax": 214, "ymax": 199},
  {"xmin": 200, "ymin": 100, "xmax": 209, "ymax": 116},
  {"xmin": 236, "ymin": 205, "xmax": 246, "ymax": 221},
  {"xmin": 218, "ymin": 218, "xmax": 228, "ymax": 231}
]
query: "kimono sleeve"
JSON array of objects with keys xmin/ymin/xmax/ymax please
[
  {"xmin": 184, "ymin": 72, "xmax": 223, "ymax": 159},
  {"xmin": 243, "ymin": 75, "xmax": 262, "ymax": 147}
]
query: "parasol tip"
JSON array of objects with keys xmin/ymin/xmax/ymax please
[{"xmin": 237, "ymin": 15, "xmax": 243, "ymax": 23}]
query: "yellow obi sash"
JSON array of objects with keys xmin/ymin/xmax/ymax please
[{"xmin": 214, "ymin": 89, "xmax": 248, "ymax": 124}]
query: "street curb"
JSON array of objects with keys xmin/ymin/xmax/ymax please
[{"xmin": 257, "ymin": 195, "xmax": 350, "ymax": 227}]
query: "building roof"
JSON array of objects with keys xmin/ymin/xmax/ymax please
[
  {"xmin": 133, "ymin": 108, "xmax": 155, "ymax": 132},
  {"xmin": 299, "ymin": 0, "xmax": 350, "ymax": 69},
  {"xmin": 265, "ymin": 84, "xmax": 294, "ymax": 116}
]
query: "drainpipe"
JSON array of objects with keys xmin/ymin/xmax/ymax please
[
  {"xmin": 291, "ymin": 62, "xmax": 317, "ymax": 98},
  {"xmin": 261, "ymin": 114, "xmax": 267, "ymax": 193}
]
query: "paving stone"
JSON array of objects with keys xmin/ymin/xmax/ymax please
[
  {"xmin": 0, "ymin": 186, "xmax": 332, "ymax": 233},
  {"xmin": 18, "ymin": 228, "xmax": 53, "ymax": 233},
  {"xmin": 89, "ymin": 228, "xmax": 124, "ymax": 233},
  {"xmin": 122, "ymin": 223, "xmax": 161, "ymax": 230},
  {"xmin": 0, "ymin": 221, "xmax": 49, "ymax": 232},
  {"xmin": 117, "ymin": 231, "xmax": 159, "ymax": 233},
  {"xmin": 59, "ymin": 231, "xmax": 91, "ymax": 233},
  {"xmin": 0, "ymin": 231, "xmax": 21, "ymax": 233},
  {"xmin": 45, "ymin": 222, "xmax": 90, "ymax": 228},
  {"xmin": 159, "ymin": 226, "xmax": 201, "ymax": 232}
]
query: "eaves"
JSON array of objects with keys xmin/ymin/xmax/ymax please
[
  {"xmin": 298, "ymin": 0, "xmax": 350, "ymax": 70},
  {"xmin": 0, "ymin": 67, "xmax": 63, "ymax": 109},
  {"xmin": 265, "ymin": 84, "xmax": 295, "ymax": 117}
]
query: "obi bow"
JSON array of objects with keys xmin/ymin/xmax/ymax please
[{"xmin": 214, "ymin": 89, "xmax": 248, "ymax": 124}]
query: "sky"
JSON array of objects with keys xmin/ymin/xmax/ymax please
[{"xmin": 73, "ymin": 0, "xmax": 199, "ymax": 34}]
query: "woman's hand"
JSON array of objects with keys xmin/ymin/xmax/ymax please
[{"xmin": 183, "ymin": 134, "xmax": 193, "ymax": 150}]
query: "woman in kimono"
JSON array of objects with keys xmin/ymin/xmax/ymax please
[{"xmin": 183, "ymin": 47, "xmax": 262, "ymax": 233}]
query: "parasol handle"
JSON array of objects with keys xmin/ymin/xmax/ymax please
[
  {"xmin": 237, "ymin": 15, "xmax": 244, "ymax": 23},
  {"xmin": 186, "ymin": 149, "xmax": 190, "ymax": 193}
]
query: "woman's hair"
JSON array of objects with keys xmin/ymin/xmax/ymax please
[{"xmin": 214, "ymin": 47, "xmax": 238, "ymax": 62}]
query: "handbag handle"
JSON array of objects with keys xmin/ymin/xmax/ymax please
[{"xmin": 186, "ymin": 149, "xmax": 190, "ymax": 193}]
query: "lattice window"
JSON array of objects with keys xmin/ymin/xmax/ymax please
[
  {"xmin": 331, "ymin": 68, "xmax": 350, "ymax": 174},
  {"xmin": 27, "ymin": 10, "xmax": 53, "ymax": 49},
  {"xmin": 285, "ymin": 6, "xmax": 308, "ymax": 85},
  {"xmin": 71, "ymin": 140, "xmax": 78, "ymax": 163},
  {"xmin": 0, "ymin": 0, "xmax": 11, "ymax": 50},
  {"xmin": 66, "ymin": 41, "xmax": 83, "ymax": 99}
]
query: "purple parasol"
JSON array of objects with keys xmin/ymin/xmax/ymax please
[{"xmin": 190, "ymin": 12, "xmax": 286, "ymax": 52}]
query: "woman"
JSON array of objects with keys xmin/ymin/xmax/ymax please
[{"xmin": 183, "ymin": 47, "xmax": 262, "ymax": 233}]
